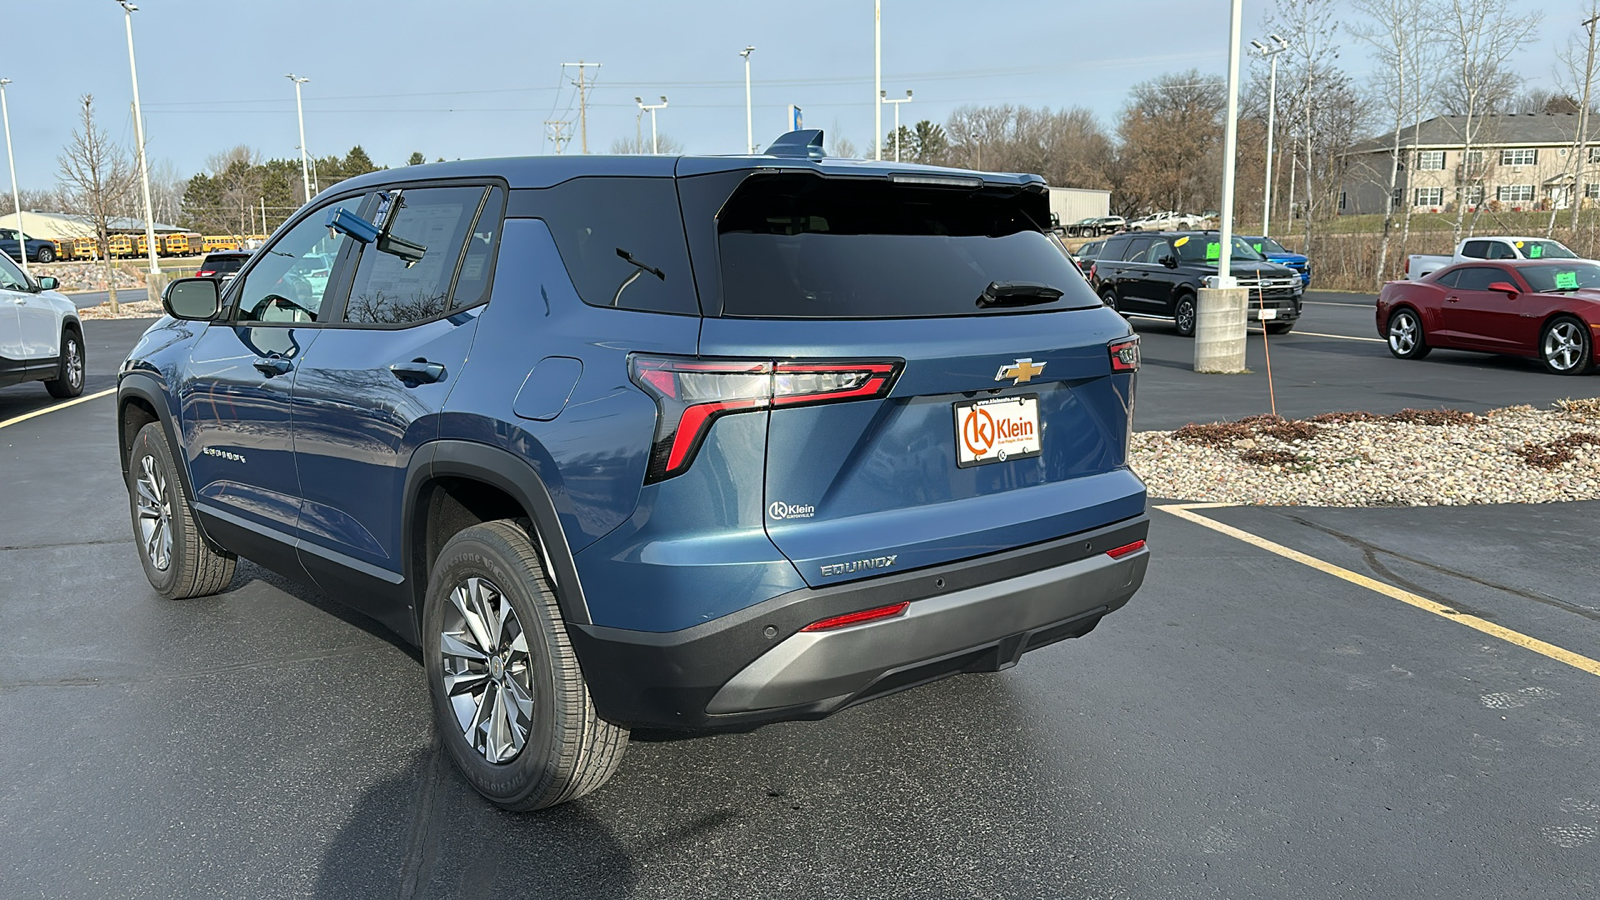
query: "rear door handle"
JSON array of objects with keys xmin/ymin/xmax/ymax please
[
  {"xmin": 389, "ymin": 359, "xmax": 446, "ymax": 385},
  {"xmin": 252, "ymin": 356, "xmax": 292, "ymax": 377}
]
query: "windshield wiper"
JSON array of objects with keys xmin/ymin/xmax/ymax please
[{"xmin": 976, "ymin": 280, "xmax": 1063, "ymax": 309}]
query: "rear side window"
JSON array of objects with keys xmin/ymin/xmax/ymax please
[
  {"xmin": 1453, "ymin": 267, "xmax": 1502, "ymax": 290},
  {"xmin": 1100, "ymin": 235, "xmax": 1133, "ymax": 261},
  {"xmin": 1461, "ymin": 240, "xmax": 1489, "ymax": 259},
  {"xmin": 716, "ymin": 173, "xmax": 1099, "ymax": 318},
  {"xmin": 343, "ymin": 185, "xmax": 484, "ymax": 325},
  {"xmin": 1430, "ymin": 269, "xmax": 1460, "ymax": 287},
  {"xmin": 510, "ymin": 178, "xmax": 698, "ymax": 315}
]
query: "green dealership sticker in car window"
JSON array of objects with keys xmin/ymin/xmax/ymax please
[
  {"xmin": 1555, "ymin": 270, "xmax": 1579, "ymax": 290},
  {"xmin": 1529, "ymin": 243, "xmax": 1544, "ymax": 258},
  {"xmin": 1205, "ymin": 242, "xmax": 1220, "ymax": 262}
]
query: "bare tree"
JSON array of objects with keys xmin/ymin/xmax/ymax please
[
  {"xmin": 826, "ymin": 131, "xmax": 859, "ymax": 159},
  {"xmin": 1436, "ymin": 0, "xmax": 1541, "ymax": 244},
  {"xmin": 1111, "ymin": 72, "xmax": 1227, "ymax": 213},
  {"xmin": 1351, "ymin": 0, "xmax": 1442, "ymax": 286},
  {"xmin": 1553, "ymin": 5, "xmax": 1600, "ymax": 234},
  {"xmin": 207, "ymin": 146, "xmax": 264, "ymax": 240},
  {"xmin": 1263, "ymin": 0, "xmax": 1349, "ymax": 251},
  {"xmin": 607, "ymin": 133, "xmax": 684, "ymax": 154},
  {"xmin": 57, "ymin": 95, "xmax": 136, "ymax": 311}
]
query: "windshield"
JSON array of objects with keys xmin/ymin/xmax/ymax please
[
  {"xmin": 1514, "ymin": 239, "xmax": 1577, "ymax": 260},
  {"xmin": 1172, "ymin": 234, "xmax": 1264, "ymax": 264},
  {"xmin": 1250, "ymin": 237, "xmax": 1289, "ymax": 255},
  {"xmin": 1513, "ymin": 262, "xmax": 1600, "ymax": 292}
]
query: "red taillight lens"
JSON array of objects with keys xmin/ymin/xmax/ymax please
[
  {"xmin": 799, "ymin": 601, "xmax": 910, "ymax": 632},
  {"xmin": 196, "ymin": 270, "xmax": 214, "ymax": 277},
  {"xmin": 1088, "ymin": 262, "xmax": 1098, "ymax": 282},
  {"xmin": 1108, "ymin": 336, "xmax": 1140, "ymax": 373},
  {"xmin": 1106, "ymin": 539, "xmax": 1145, "ymax": 559},
  {"xmin": 629, "ymin": 355, "xmax": 903, "ymax": 482}
]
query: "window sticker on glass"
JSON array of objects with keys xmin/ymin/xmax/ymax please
[
  {"xmin": 1205, "ymin": 242, "xmax": 1220, "ymax": 262},
  {"xmin": 1555, "ymin": 270, "xmax": 1579, "ymax": 290},
  {"xmin": 1528, "ymin": 244, "xmax": 1544, "ymax": 258},
  {"xmin": 1252, "ymin": 242, "xmax": 1264, "ymax": 252},
  {"xmin": 1515, "ymin": 241, "xmax": 1524, "ymax": 248},
  {"xmin": 1174, "ymin": 236, "xmax": 1191, "ymax": 247}
]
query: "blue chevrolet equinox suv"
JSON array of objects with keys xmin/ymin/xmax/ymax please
[{"xmin": 118, "ymin": 131, "xmax": 1149, "ymax": 810}]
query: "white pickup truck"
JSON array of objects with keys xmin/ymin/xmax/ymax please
[{"xmin": 1405, "ymin": 236, "xmax": 1580, "ymax": 280}]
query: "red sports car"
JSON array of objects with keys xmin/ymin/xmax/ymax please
[{"xmin": 1376, "ymin": 259, "xmax": 1600, "ymax": 375}]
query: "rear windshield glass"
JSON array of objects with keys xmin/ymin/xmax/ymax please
[
  {"xmin": 205, "ymin": 256, "xmax": 245, "ymax": 273},
  {"xmin": 1514, "ymin": 261, "xmax": 1600, "ymax": 292},
  {"xmin": 716, "ymin": 173, "xmax": 1100, "ymax": 318}
]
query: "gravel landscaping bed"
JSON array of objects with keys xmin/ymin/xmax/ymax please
[
  {"xmin": 1132, "ymin": 398, "xmax": 1600, "ymax": 506},
  {"xmin": 75, "ymin": 300, "xmax": 163, "ymax": 320}
]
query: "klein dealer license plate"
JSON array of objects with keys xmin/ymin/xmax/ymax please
[{"xmin": 954, "ymin": 394, "xmax": 1041, "ymax": 467}]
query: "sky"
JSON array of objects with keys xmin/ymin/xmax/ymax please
[{"xmin": 0, "ymin": 0, "xmax": 1585, "ymax": 194}]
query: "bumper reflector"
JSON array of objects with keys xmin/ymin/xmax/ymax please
[
  {"xmin": 800, "ymin": 601, "xmax": 911, "ymax": 632},
  {"xmin": 1106, "ymin": 539, "xmax": 1145, "ymax": 559}
]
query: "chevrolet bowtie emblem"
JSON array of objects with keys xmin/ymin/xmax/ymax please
[{"xmin": 996, "ymin": 358, "xmax": 1046, "ymax": 385}]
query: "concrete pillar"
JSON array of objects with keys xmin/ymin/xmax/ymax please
[{"xmin": 1194, "ymin": 287, "xmax": 1248, "ymax": 373}]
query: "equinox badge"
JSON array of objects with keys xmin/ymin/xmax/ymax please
[{"xmin": 996, "ymin": 358, "xmax": 1046, "ymax": 385}]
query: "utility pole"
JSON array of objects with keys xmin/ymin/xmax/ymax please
[
  {"xmin": 882, "ymin": 89, "xmax": 912, "ymax": 162},
  {"xmin": 1568, "ymin": 11, "xmax": 1593, "ymax": 230},
  {"xmin": 741, "ymin": 46, "xmax": 756, "ymax": 153},
  {"xmin": 1252, "ymin": 35, "xmax": 1289, "ymax": 237},
  {"xmin": 287, "ymin": 74, "xmax": 312, "ymax": 205},
  {"xmin": 0, "ymin": 78, "xmax": 27, "ymax": 277},
  {"xmin": 562, "ymin": 62, "xmax": 601, "ymax": 154},
  {"xmin": 117, "ymin": 0, "xmax": 160, "ymax": 277},
  {"xmin": 874, "ymin": 0, "xmax": 883, "ymax": 160},
  {"xmin": 544, "ymin": 120, "xmax": 572, "ymax": 155},
  {"xmin": 635, "ymin": 96, "xmax": 668, "ymax": 154}
]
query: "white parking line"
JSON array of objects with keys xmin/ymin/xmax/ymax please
[
  {"xmin": 0, "ymin": 388, "xmax": 116, "ymax": 431},
  {"xmin": 1304, "ymin": 300, "xmax": 1374, "ymax": 307},
  {"xmin": 1291, "ymin": 330, "xmax": 1385, "ymax": 343}
]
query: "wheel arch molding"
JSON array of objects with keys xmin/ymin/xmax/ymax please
[{"xmin": 408, "ymin": 440, "xmax": 593, "ymax": 638}]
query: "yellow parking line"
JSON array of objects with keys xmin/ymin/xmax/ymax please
[
  {"xmin": 1157, "ymin": 502, "xmax": 1600, "ymax": 680},
  {"xmin": 0, "ymin": 387, "xmax": 116, "ymax": 431}
]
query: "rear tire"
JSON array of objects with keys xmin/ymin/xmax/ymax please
[
  {"xmin": 45, "ymin": 328, "xmax": 84, "ymax": 399},
  {"xmin": 128, "ymin": 422, "xmax": 237, "ymax": 599},
  {"xmin": 1173, "ymin": 293, "xmax": 1197, "ymax": 337},
  {"xmin": 1541, "ymin": 316, "xmax": 1594, "ymax": 375},
  {"xmin": 1100, "ymin": 288, "xmax": 1120, "ymax": 313},
  {"xmin": 424, "ymin": 520, "xmax": 628, "ymax": 811},
  {"xmin": 1386, "ymin": 308, "xmax": 1431, "ymax": 359}
]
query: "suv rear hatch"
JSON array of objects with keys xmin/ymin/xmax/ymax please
[{"xmin": 686, "ymin": 170, "xmax": 1145, "ymax": 588}]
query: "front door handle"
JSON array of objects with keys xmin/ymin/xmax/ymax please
[
  {"xmin": 389, "ymin": 359, "xmax": 446, "ymax": 385},
  {"xmin": 1445, "ymin": 295, "xmax": 1460, "ymax": 303},
  {"xmin": 252, "ymin": 356, "xmax": 292, "ymax": 377}
]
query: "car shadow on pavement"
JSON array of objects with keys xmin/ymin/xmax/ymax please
[{"xmin": 231, "ymin": 559, "xmax": 423, "ymax": 665}]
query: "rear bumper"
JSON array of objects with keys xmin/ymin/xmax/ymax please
[{"xmin": 568, "ymin": 514, "xmax": 1148, "ymax": 730}]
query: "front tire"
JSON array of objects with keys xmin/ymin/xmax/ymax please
[
  {"xmin": 424, "ymin": 520, "xmax": 628, "ymax": 811},
  {"xmin": 36, "ymin": 245, "xmax": 56, "ymax": 263},
  {"xmin": 1541, "ymin": 316, "xmax": 1594, "ymax": 375},
  {"xmin": 45, "ymin": 328, "xmax": 84, "ymax": 399},
  {"xmin": 1173, "ymin": 293, "xmax": 1197, "ymax": 337},
  {"xmin": 1100, "ymin": 288, "xmax": 1120, "ymax": 313},
  {"xmin": 1386, "ymin": 308, "xmax": 1431, "ymax": 359},
  {"xmin": 128, "ymin": 422, "xmax": 237, "ymax": 599}
]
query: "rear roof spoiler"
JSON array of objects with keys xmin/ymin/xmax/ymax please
[{"xmin": 764, "ymin": 129, "xmax": 826, "ymax": 159}]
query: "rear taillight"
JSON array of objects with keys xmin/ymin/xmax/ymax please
[
  {"xmin": 1108, "ymin": 336, "xmax": 1140, "ymax": 373},
  {"xmin": 629, "ymin": 355, "xmax": 902, "ymax": 482},
  {"xmin": 196, "ymin": 270, "xmax": 214, "ymax": 277},
  {"xmin": 1088, "ymin": 262, "xmax": 1098, "ymax": 283}
]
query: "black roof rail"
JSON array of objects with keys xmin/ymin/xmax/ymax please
[{"xmin": 764, "ymin": 129, "xmax": 826, "ymax": 159}]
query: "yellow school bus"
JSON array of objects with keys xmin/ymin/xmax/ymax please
[
  {"xmin": 107, "ymin": 234, "xmax": 135, "ymax": 258},
  {"xmin": 202, "ymin": 235, "xmax": 241, "ymax": 253},
  {"xmin": 161, "ymin": 233, "xmax": 202, "ymax": 256},
  {"xmin": 73, "ymin": 236, "xmax": 100, "ymax": 259}
]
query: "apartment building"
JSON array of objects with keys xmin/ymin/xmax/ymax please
[{"xmin": 1339, "ymin": 113, "xmax": 1600, "ymax": 215}]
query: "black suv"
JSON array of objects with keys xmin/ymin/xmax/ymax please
[{"xmin": 1088, "ymin": 231, "xmax": 1302, "ymax": 335}]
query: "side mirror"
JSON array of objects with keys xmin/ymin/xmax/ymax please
[
  {"xmin": 1487, "ymin": 281, "xmax": 1519, "ymax": 297},
  {"xmin": 36, "ymin": 276, "xmax": 59, "ymax": 291},
  {"xmin": 1160, "ymin": 255, "xmax": 1178, "ymax": 268},
  {"xmin": 162, "ymin": 277, "xmax": 222, "ymax": 321}
]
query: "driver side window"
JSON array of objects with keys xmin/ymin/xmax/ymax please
[{"xmin": 234, "ymin": 195, "xmax": 364, "ymax": 324}]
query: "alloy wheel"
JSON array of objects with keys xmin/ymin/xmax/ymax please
[
  {"xmin": 135, "ymin": 455, "xmax": 172, "ymax": 571},
  {"xmin": 439, "ymin": 576, "xmax": 534, "ymax": 764},
  {"xmin": 1389, "ymin": 312, "xmax": 1418, "ymax": 355},
  {"xmin": 1543, "ymin": 321, "xmax": 1586, "ymax": 372},
  {"xmin": 1175, "ymin": 300, "xmax": 1196, "ymax": 334},
  {"xmin": 65, "ymin": 339, "xmax": 83, "ymax": 391}
]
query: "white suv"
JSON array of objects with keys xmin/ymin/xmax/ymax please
[{"xmin": 0, "ymin": 251, "xmax": 84, "ymax": 398}]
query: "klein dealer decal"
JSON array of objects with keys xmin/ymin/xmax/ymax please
[{"xmin": 768, "ymin": 501, "xmax": 816, "ymax": 520}]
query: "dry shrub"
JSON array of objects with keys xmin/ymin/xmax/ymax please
[
  {"xmin": 1556, "ymin": 398, "xmax": 1600, "ymax": 421},
  {"xmin": 1387, "ymin": 408, "xmax": 1479, "ymax": 426},
  {"xmin": 1174, "ymin": 421, "xmax": 1256, "ymax": 447},
  {"xmin": 1308, "ymin": 411, "xmax": 1382, "ymax": 425},
  {"xmin": 1260, "ymin": 420, "xmax": 1322, "ymax": 442},
  {"xmin": 1516, "ymin": 432, "xmax": 1600, "ymax": 470},
  {"xmin": 1240, "ymin": 448, "xmax": 1299, "ymax": 466}
]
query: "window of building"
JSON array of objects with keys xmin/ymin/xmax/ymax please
[
  {"xmin": 1464, "ymin": 150, "xmax": 1485, "ymax": 169},
  {"xmin": 1391, "ymin": 188, "xmax": 1403, "ymax": 209},
  {"xmin": 1414, "ymin": 187, "xmax": 1443, "ymax": 207},
  {"xmin": 1500, "ymin": 148, "xmax": 1537, "ymax": 167},
  {"xmin": 1415, "ymin": 150, "xmax": 1446, "ymax": 170},
  {"xmin": 1339, "ymin": 191, "xmax": 1348, "ymax": 210},
  {"xmin": 1495, "ymin": 184, "xmax": 1535, "ymax": 203},
  {"xmin": 1589, "ymin": 147, "xmax": 1600, "ymax": 164},
  {"xmin": 1586, "ymin": 183, "xmax": 1600, "ymax": 199},
  {"xmin": 1461, "ymin": 185, "xmax": 1485, "ymax": 206}
]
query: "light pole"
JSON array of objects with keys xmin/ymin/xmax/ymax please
[
  {"xmin": 286, "ymin": 74, "xmax": 312, "ymax": 205},
  {"xmin": 1195, "ymin": 0, "xmax": 1247, "ymax": 374},
  {"xmin": 0, "ymin": 78, "xmax": 27, "ymax": 277},
  {"xmin": 635, "ymin": 96, "xmax": 668, "ymax": 154},
  {"xmin": 881, "ymin": 90, "xmax": 912, "ymax": 162},
  {"xmin": 1252, "ymin": 34, "xmax": 1289, "ymax": 237},
  {"xmin": 116, "ymin": 1, "xmax": 159, "ymax": 277},
  {"xmin": 874, "ymin": 0, "xmax": 882, "ymax": 160},
  {"xmin": 740, "ymin": 46, "xmax": 755, "ymax": 153}
]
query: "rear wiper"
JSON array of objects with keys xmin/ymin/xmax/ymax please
[
  {"xmin": 612, "ymin": 247, "xmax": 666, "ymax": 307},
  {"xmin": 976, "ymin": 280, "xmax": 1063, "ymax": 309}
]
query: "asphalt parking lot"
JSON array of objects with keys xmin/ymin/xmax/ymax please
[{"xmin": 3, "ymin": 302, "xmax": 1600, "ymax": 898}]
